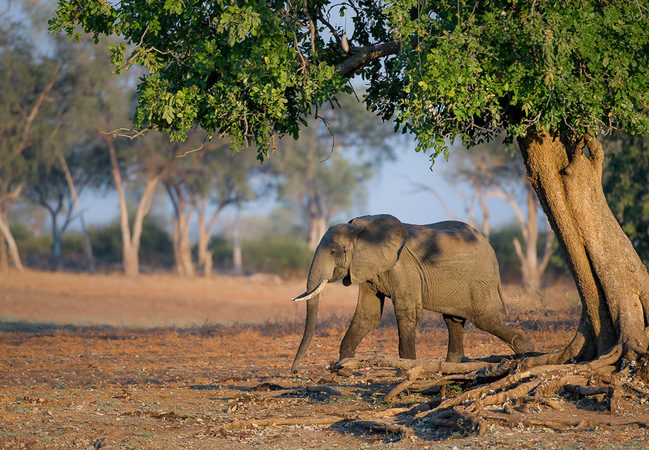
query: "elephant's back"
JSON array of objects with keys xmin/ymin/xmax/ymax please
[{"xmin": 404, "ymin": 220, "xmax": 493, "ymax": 260}]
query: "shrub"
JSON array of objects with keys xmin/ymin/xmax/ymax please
[
  {"xmin": 90, "ymin": 218, "xmax": 173, "ymax": 268},
  {"xmin": 242, "ymin": 235, "xmax": 312, "ymax": 278},
  {"xmin": 207, "ymin": 235, "xmax": 233, "ymax": 270}
]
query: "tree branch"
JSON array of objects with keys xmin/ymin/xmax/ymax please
[
  {"xmin": 335, "ymin": 41, "xmax": 400, "ymax": 78},
  {"xmin": 15, "ymin": 76, "xmax": 58, "ymax": 155}
]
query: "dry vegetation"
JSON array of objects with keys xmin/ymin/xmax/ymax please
[{"xmin": 0, "ymin": 270, "xmax": 647, "ymax": 448}]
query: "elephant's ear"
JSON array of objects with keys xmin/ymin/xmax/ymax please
[{"xmin": 349, "ymin": 214, "xmax": 408, "ymax": 284}]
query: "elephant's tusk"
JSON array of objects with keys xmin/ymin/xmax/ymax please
[{"xmin": 291, "ymin": 279, "xmax": 328, "ymax": 302}]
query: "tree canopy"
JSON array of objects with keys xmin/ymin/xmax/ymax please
[{"xmin": 51, "ymin": 1, "xmax": 649, "ymax": 159}]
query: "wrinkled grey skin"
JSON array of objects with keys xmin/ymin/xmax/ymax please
[{"xmin": 291, "ymin": 214, "xmax": 534, "ymax": 373}]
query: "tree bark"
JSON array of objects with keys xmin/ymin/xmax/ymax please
[{"xmin": 518, "ymin": 130, "xmax": 649, "ymax": 362}]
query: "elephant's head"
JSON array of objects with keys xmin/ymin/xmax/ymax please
[{"xmin": 290, "ymin": 214, "xmax": 408, "ymax": 372}]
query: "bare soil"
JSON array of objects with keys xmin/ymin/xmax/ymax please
[{"xmin": 0, "ymin": 270, "xmax": 647, "ymax": 448}]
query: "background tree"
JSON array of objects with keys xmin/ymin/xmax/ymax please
[
  {"xmin": 194, "ymin": 141, "xmax": 261, "ymax": 276},
  {"xmin": 52, "ymin": 0, "xmax": 649, "ymax": 376},
  {"xmin": 603, "ymin": 133, "xmax": 649, "ymax": 265},
  {"xmin": 20, "ymin": 33, "xmax": 115, "ymax": 271},
  {"xmin": 105, "ymin": 131, "xmax": 178, "ymax": 276},
  {"xmin": 25, "ymin": 144, "xmax": 108, "ymax": 269},
  {"xmin": 445, "ymin": 141, "xmax": 554, "ymax": 292},
  {"xmin": 0, "ymin": 17, "xmax": 62, "ymax": 271}
]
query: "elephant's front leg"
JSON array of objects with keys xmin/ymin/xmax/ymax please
[
  {"xmin": 339, "ymin": 283, "xmax": 385, "ymax": 360},
  {"xmin": 393, "ymin": 296, "xmax": 422, "ymax": 360},
  {"xmin": 443, "ymin": 314, "xmax": 466, "ymax": 363}
]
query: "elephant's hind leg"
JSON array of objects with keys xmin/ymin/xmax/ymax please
[
  {"xmin": 471, "ymin": 311, "xmax": 535, "ymax": 355},
  {"xmin": 443, "ymin": 314, "xmax": 466, "ymax": 363},
  {"xmin": 470, "ymin": 286, "xmax": 535, "ymax": 355},
  {"xmin": 339, "ymin": 283, "xmax": 385, "ymax": 359}
]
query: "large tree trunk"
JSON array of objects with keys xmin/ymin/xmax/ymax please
[{"xmin": 518, "ymin": 130, "xmax": 649, "ymax": 362}]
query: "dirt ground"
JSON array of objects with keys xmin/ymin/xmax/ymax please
[{"xmin": 1, "ymin": 270, "xmax": 648, "ymax": 448}]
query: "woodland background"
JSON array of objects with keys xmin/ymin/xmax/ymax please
[{"xmin": 2, "ymin": 1, "xmax": 647, "ymax": 290}]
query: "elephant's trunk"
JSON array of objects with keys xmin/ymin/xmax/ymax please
[
  {"xmin": 291, "ymin": 250, "xmax": 333, "ymax": 373},
  {"xmin": 290, "ymin": 292, "xmax": 320, "ymax": 373}
]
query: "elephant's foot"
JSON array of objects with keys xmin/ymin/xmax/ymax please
[
  {"xmin": 512, "ymin": 334, "xmax": 535, "ymax": 354},
  {"xmin": 445, "ymin": 352, "xmax": 464, "ymax": 363},
  {"xmin": 329, "ymin": 358, "xmax": 354, "ymax": 377}
]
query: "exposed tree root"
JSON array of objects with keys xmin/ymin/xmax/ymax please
[
  {"xmin": 480, "ymin": 410, "xmax": 649, "ymax": 431},
  {"xmin": 209, "ymin": 405, "xmax": 426, "ymax": 438},
  {"xmin": 209, "ymin": 416, "xmax": 346, "ymax": 435},
  {"xmin": 216, "ymin": 344, "xmax": 648, "ymax": 439},
  {"xmin": 330, "ymin": 343, "xmax": 649, "ymax": 435}
]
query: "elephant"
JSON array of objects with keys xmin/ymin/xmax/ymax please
[{"xmin": 290, "ymin": 214, "xmax": 534, "ymax": 373}]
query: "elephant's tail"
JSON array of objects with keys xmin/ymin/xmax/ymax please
[{"xmin": 497, "ymin": 281, "xmax": 510, "ymax": 318}]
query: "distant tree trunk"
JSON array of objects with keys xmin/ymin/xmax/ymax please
[
  {"xmin": 232, "ymin": 207, "xmax": 243, "ymax": 275},
  {"xmin": 56, "ymin": 150, "xmax": 95, "ymax": 273},
  {"xmin": 490, "ymin": 185, "xmax": 553, "ymax": 292},
  {"xmin": 0, "ymin": 236, "xmax": 7, "ymax": 271},
  {"xmin": 50, "ymin": 214, "xmax": 62, "ymax": 270},
  {"xmin": 512, "ymin": 187, "xmax": 553, "ymax": 292},
  {"xmin": 476, "ymin": 185, "xmax": 490, "ymax": 238},
  {"xmin": 105, "ymin": 134, "xmax": 160, "ymax": 276},
  {"xmin": 167, "ymin": 183, "xmax": 195, "ymax": 277},
  {"xmin": 0, "ymin": 210, "xmax": 23, "ymax": 272},
  {"xmin": 0, "ymin": 185, "xmax": 24, "ymax": 272},
  {"xmin": 519, "ymin": 130, "xmax": 649, "ymax": 362},
  {"xmin": 172, "ymin": 212, "xmax": 194, "ymax": 277},
  {"xmin": 197, "ymin": 200, "xmax": 213, "ymax": 277},
  {"xmin": 197, "ymin": 197, "xmax": 230, "ymax": 277},
  {"xmin": 307, "ymin": 214, "xmax": 327, "ymax": 250}
]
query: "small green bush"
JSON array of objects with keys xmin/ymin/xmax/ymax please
[
  {"xmin": 242, "ymin": 235, "xmax": 312, "ymax": 277},
  {"xmin": 90, "ymin": 218, "xmax": 173, "ymax": 268},
  {"xmin": 207, "ymin": 235, "xmax": 234, "ymax": 270}
]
